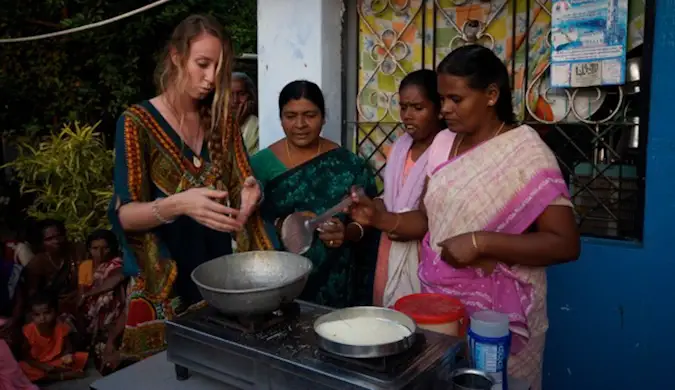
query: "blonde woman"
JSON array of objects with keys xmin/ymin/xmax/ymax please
[{"xmin": 108, "ymin": 14, "xmax": 272, "ymax": 363}]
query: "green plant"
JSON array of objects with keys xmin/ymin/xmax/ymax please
[{"xmin": 2, "ymin": 122, "xmax": 114, "ymax": 242}]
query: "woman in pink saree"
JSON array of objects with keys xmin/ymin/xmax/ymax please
[
  {"xmin": 374, "ymin": 69, "xmax": 444, "ymax": 307},
  {"xmin": 349, "ymin": 45, "xmax": 580, "ymax": 390}
]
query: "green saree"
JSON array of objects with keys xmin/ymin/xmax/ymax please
[{"xmin": 250, "ymin": 147, "xmax": 380, "ymax": 308}]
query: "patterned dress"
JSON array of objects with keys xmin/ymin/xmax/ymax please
[
  {"xmin": 109, "ymin": 100, "xmax": 272, "ymax": 361},
  {"xmin": 250, "ymin": 147, "xmax": 380, "ymax": 308}
]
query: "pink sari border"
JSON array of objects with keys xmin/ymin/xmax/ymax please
[{"xmin": 484, "ymin": 169, "xmax": 570, "ymax": 234}]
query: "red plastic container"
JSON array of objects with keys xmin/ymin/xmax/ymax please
[{"xmin": 394, "ymin": 293, "xmax": 466, "ymax": 336}]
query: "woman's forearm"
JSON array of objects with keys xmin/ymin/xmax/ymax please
[
  {"xmin": 477, "ymin": 231, "xmax": 580, "ymax": 267},
  {"xmin": 374, "ymin": 211, "xmax": 428, "ymax": 241},
  {"xmin": 86, "ymin": 273, "xmax": 124, "ymax": 297},
  {"xmin": 118, "ymin": 195, "xmax": 185, "ymax": 231}
]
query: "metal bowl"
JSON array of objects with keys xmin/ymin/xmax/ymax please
[
  {"xmin": 314, "ymin": 306, "xmax": 417, "ymax": 358},
  {"xmin": 191, "ymin": 251, "xmax": 313, "ymax": 315}
]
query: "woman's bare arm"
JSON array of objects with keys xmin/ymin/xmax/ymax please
[
  {"xmin": 372, "ymin": 179, "xmax": 429, "ymax": 241},
  {"xmin": 117, "ymin": 196, "xmax": 186, "ymax": 231},
  {"xmin": 83, "ymin": 270, "xmax": 124, "ymax": 297},
  {"xmin": 477, "ymin": 205, "xmax": 580, "ymax": 267}
]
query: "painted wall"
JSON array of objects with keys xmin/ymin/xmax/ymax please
[
  {"xmin": 543, "ymin": 2, "xmax": 675, "ymax": 388},
  {"xmin": 257, "ymin": 0, "xmax": 344, "ymax": 148}
]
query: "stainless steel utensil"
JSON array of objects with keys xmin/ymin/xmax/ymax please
[
  {"xmin": 191, "ymin": 251, "xmax": 313, "ymax": 315},
  {"xmin": 281, "ymin": 187, "xmax": 365, "ymax": 254},
  {"xmin": 449, "ymin": 368, "xmax": 494, "ymax": 390},
  {"xmin": 625, "ymin": 57, "xmax": 641, "ymax": 94},
  {"xmin": 313, "ymin": 306, "xmax": 417, "ymax": 358}
]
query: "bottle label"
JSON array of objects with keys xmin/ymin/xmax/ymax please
[{"xmin": 468, "ymin": 330, "xmax": 511, "ymax": 390}]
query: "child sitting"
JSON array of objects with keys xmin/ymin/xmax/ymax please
[{"xmin": 19, "ymin": 294, "xmax": 88, "ymax": 382}]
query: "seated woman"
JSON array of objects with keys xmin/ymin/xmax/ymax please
[
  {"xmin": 0, "ymin": 258, "xmax": 37, "ymax": 390},
  {"xmin": 373, "ymin": 69, "xmax": 444, "ymax": 307},
  {"xmin": 250, "ymin": 80, "xmax": 379, "ymax": 308},
  {"xmin": 348, "ymin": 45, "xmax": 580, "ymax": 390},
  {"xmin": 24, "ymin": 220, "xmax": 81, "ymax": 335},
  {"xmin": 19, "ymin": 294, "xmax": 88, "ymax": 383},
  {"xmin": 231, "ymin": 72, "xmax": 259, "ymax": 155},
  {"xmin": 78, "ymin": 229, "xmax": 125, "ymax": 374},
  {"xmin": 0, "ymin": 252, "xmax": 26, "ymax": 349}
]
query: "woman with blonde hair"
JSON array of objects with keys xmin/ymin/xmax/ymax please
[{"xmin": 108, "ymin": 14, "xmax": 272, "ymax": 363}]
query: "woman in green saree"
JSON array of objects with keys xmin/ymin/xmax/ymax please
[{"xmin": 250, "ymin": 80, "xmax": 379, "ymax": 308}]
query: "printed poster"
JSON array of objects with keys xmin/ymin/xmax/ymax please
[{"xmin": 550, "ymin": 0, "xmax": 629, "ymax": 88}]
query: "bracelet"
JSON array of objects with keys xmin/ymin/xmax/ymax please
[
  {"xmin": 152, "ymin": 199, "xmax": 175, "ymax": 224},
  {"xmin": 471, "ymin": 232, "xmax": 478, "ymax": 250},
  {"xmin": 349, "ymin": 222, "xmax": 365, "ymax": 241},
  {"xmin": 388, "ymin": 214, "xmax": 401, "ymax": 235}
]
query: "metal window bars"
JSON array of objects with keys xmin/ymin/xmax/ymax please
[{"xmin": 346, "ymin": 0, "xmax": 653, "ymax": 241}]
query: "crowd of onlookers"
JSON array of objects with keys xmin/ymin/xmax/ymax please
[{"xmin": 1, "ymin": 219, "xmax": 127, "ymax": 388}]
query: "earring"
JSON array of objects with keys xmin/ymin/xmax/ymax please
[{"xmin": 488, "ymin": 101, "xmax": 494, "ymax": 106}]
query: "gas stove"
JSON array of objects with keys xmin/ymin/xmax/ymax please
[{"xmin": 166, "ymin": 300, "xmax": 464, "ymax": 389}]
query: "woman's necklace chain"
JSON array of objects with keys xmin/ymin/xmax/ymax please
[
  {"xmin": 451, "ymin": 122, "xmax": 506, "ymax": 158},
  {"xmin": 47, "ymin": 253, "xmax": 64, "ymax": 271},
  {"xmin": 285, "ymin": 138, "xmax": 321, "ymax": 167},
  {"xmin": 162, "ymin": 95, "xmax": 204, "ymax": 168}
]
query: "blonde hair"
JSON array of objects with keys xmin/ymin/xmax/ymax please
[{"xmin": 154, "ymin": 14, "xmax": 233, "ymax": 179}]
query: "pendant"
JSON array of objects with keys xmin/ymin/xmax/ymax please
[{"xmin": 193, "ymin": 156, "xmax": 202, "ymax": 168}]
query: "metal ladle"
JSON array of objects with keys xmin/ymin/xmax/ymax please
[{"xmin": 280, "ymin": 187, "xmax": 365, "ymax": 254}]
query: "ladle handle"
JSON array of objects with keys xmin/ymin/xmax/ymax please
[{"xmin": 306, "ymin": 187, "xmax": 365, "ymax": 230}]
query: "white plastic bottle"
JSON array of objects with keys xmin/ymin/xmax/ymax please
[{"xmin": 467, "ymin": 310, "xmax": 511, "ymax": 390}]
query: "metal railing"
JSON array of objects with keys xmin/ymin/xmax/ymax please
[{"xmin": 345, "ymin": 0, "xmax": 653, "ymax": 241}]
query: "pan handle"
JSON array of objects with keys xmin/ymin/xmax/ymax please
[{"xmin": 306, "ymin": 187, "xmax": 365, "ymax": 230}]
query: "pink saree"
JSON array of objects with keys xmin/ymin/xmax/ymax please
[{"xmin": 419, "ymin": 125, "xmax": 571, "ymax": 390}]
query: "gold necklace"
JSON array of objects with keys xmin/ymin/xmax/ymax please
[
  {"xmin": 451, "ymin": 122, "xmax": 506, "ymax": 158},
  {"xmin": 286, "ymin": 138, "xmax": 322, "ymax": 167}
]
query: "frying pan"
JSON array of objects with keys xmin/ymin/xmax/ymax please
[{"xmin": 313, "ymin": 306, "xmax": 417, "ymax": 358}]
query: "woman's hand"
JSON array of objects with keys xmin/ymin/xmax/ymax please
[
  {"xmin": 348, "ymin": 186, "xmax": 379, "ymax": 227},
  {"xmin": 318, "ymin": 218, "xmax": 345, "ymax": 248},
  {"xmin": 437, "ymin": 233, "xmax": 480, "ymax": 268},
  {"xmin": 178, "ymin": 188, "xmax": 243, "ymax": 232},
  {"xmin": 238, "ymin": 176, "xmax": 261, "ymax": 224}
]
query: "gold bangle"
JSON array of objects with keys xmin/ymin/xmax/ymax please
[
  {"xmin": 471, "ymin": 232, "xmax": 478, "ymax": 250},
  {"xmin": 388, "ymin": 214, "xmax": 401, "ymax": 235}
]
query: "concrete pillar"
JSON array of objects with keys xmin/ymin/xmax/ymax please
[{"xmin": 256, "ymin": 0, "xmax": 344, "ymax": 148}]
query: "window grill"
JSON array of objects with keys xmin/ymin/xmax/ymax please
[{"xmin": 345, "ymin": 0, "xmax": 653, "ymax": 241}]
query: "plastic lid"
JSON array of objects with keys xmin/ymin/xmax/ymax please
[
  {"xmin": 393, "ymin": 293, "xmax": 465, "ymax": 324},
  {"xmin": 469, "ymin": 310, "xmax": 509, "ymax": 338}
]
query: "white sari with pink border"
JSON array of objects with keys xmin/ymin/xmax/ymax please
[{"xmin": 420, "ymin": 125, "xmax": 572, "ymax": 390}]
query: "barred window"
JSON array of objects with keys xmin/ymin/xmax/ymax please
[{"xmin": 343, "ymin": 0, "xmax": 653, "ymax": 241}]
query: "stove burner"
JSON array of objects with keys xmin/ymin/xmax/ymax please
[
  {"xmin": 202, "ymin": 301, "xmax": 301, "ymax": 333},
  {"xmin": 317, "ymin": 333, "xmax": 427, "ymax": 374}
]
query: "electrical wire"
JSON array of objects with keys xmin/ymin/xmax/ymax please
[{"xmin": 0, "ymin": 0, "xmax": 172, "ymax": 44}]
